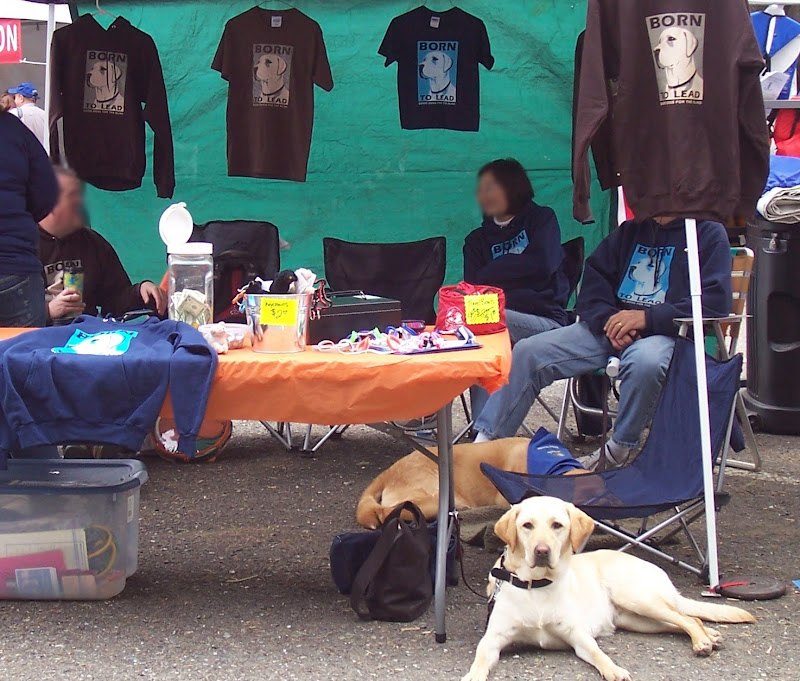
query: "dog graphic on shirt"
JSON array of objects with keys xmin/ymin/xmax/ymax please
[
  {"xmin": 83, "ymin": 51, "xmax": 127, "ymax": 113},
  {"xmin": 417, "ymin": 41, "xmax": 458, "ymax": 104},
  {"xmin": 646, "ymin": 13, "xmax": 705, "ymax": 105},
  {"xmin": 253, "ymin": 44, "xmax": 292, "ymax": 107}
]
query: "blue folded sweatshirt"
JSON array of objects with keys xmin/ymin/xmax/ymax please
[
  {"xmin": 576, "ymin": 219, "xmax": 732, "ymax": 337},
  {"xmin": 0, "ymin": 316, "xmax": 217, "ymax": 461}
]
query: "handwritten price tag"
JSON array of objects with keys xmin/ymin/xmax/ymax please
[
  {"xmin": 464, "ymin": 293, "xmax": 500, "ymax": 325},
  {"xmin": 260, "ymin": 297, "xmax": 298, "ymax": 326}
]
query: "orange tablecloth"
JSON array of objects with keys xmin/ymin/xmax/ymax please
[
  {"xmin": 0, "ymin": 328, "xmax": 511, "ymax": 424},
  {"xmin": 181, "ymin": 333, "xmax": 511, "ymax": 423}
]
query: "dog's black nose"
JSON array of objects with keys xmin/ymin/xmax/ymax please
[{"xmin": 533, "ymin": 544, "xmax": 551, "ymax": 565}]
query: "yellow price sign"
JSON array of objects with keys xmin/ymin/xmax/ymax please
[
  {"xmin": 464, "ymin": 293, "xmax": 500, "ymax": 325},
  {"xmin": 260, "ymin": 297, "xmax": 298, "ymax": 326}
]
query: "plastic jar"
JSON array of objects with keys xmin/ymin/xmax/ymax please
[
  {"xmin": 167, "ymin": 243, "xmax": 214, "ymax": 327},
  {"xmin": 159, "ymin": 202, "xmax": 214, "ymax": 327}
]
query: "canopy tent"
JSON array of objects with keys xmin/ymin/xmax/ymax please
[
  {"xmin": 28, "ymin": 0, "xmax": 737, "ymax": 591},
  {"xmin": 2, "ymin": 1, "xmax": 70, "ymax": 22},
  {"xmin": 33, "ymin": 0, "xmax": 611, "ymax": 283}
]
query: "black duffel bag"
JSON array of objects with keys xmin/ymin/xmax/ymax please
[{"xmin": 348, "ymin": 502, "xmax": 433, "ymax": 622}]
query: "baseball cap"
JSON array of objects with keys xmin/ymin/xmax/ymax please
[{"xmin": 8, "ymin": 83, "xmax": 39, "ymax": 99}]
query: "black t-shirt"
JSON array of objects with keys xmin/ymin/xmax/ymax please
[{"xmin": 379, "ymin": 6, "xmax": 494, "ymax": 131}]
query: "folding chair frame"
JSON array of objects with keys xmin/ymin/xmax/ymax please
[{"xmin": 576, "ymin": 379, "xmax": 739, "ymax": 581}]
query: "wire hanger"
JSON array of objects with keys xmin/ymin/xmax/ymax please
[
  {"xmin": 257, "ymin": 0, "xmax": 294, "ymax": 7},
  {"xmin": 93, "ymin": 0, "xmax": 118, "ymax": 18}
]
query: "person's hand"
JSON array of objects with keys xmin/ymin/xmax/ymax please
[
  {"xmin": 48, "ymin": 289, "xmax": 85, "ymax": 320},
  {"xmin": 140, "ymin": 281, "xmax": 167, "ymax": 315},
  {"xmin": 609, "ymin": 331, "xmax": 637, "ymax": 352},
  {"xmin": 604, "ymin": 310, "xmax": 647, "ymax": 342}
]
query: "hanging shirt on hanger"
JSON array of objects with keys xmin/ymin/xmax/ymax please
[
  {"xmin": 572, "ymin": 0, "xmax": 770, "ymax": 224},
  {"xmin": 751, "ymin": 10, "xmax": 800, "ymax": 100},
  {"xmin": 379, "ymin": 6, "xmax": 494, "ymax": 131},
  {"xmin": 212, "ymin": 7, "xmax": 333, "ymax": 182},
  {"xmin": 49, "ymin": 15, "xmax": 175, "ymax": 199}
]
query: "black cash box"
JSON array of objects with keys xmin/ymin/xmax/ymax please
[{"xmin": 308, "ymin": 292, "xmax": 403, "ymax": 344}]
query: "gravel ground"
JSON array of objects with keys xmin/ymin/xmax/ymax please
[{"xmin": 0, "ymin": 383, "xmax": 798, "ymax": 681}]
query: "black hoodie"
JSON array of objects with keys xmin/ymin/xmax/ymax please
[{"xmin": 463, "ymin": 202, "xmax": 569, "ymax": 325}]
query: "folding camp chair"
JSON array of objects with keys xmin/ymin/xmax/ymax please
[
  {"xmin": 297, "ymin": 237, "xmax": 448, "ymax": 453},
  {"xmin": 482, "ymin": 339, "xmax": 741, "ymax": 579},
  {"xmin": 190, "ymin": 219, "xmax": 281, "ymax": 323},
  {"xmin": 557, "ymin": 247, "xmax": 759, "ymax": 471},
  {"xmin": 675, "ymin": 247, "xmax": 759, "ymax": 471}
]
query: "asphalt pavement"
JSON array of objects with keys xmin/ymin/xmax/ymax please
[{"xmin": 0, "ymin": 387, "xmax": 798, "ymax": 681}]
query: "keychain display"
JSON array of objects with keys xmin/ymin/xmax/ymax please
[{"xmin": 315, "ymin": 325, "xmax": 479, "ymax": 355}]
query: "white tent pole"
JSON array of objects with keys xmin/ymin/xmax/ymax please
[
  {"xmin": 43, "ymin": 2, "xmax": 55, "ymax": 155},
  {"xmin": 684, "ymin": 217, "xmax": 720, "ymax": 589}
]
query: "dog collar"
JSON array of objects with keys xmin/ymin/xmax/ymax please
[{"xmin": 490, "ymin": 556, "xmax": 553, "ymax": 590}]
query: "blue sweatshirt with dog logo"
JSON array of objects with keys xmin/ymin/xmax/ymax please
[
  {"xmin": 0, "ymin": 316, "xmax": 217, "ymax": 461},
  {"xmin": 463, "ymin": 202, "xmax": 569, "ymax": 325},
  {"xmin": 576, "ymin": 218, "xmax": 732, "ymax": 337}
]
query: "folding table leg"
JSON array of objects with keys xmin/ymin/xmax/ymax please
[{"xmin": 434, "ymin": 400, "xmax": 455, "ymax": 644}]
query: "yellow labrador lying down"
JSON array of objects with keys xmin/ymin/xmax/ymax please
[{"xmin": 462, "ymin": 497, "xmax": 755, "ymax": 681}]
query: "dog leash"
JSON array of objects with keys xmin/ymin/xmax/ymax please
[{"xmin": 449, "ymin": 514, "xmax": 495, "ymax": 602}]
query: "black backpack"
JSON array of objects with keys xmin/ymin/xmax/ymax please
[
  {"xmin": 189, "ymin": 220, "xmax": 281, "ymax": 323},
  {"xmin": 349, "ymin": 502, "xmax": 433, "ymax": 622}
]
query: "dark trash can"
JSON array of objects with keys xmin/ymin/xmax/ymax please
[{"xmin": 744, "ymin": 217, "xmax": 800, "ymax": 433}]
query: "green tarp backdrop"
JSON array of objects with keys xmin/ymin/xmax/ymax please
[{"xmin": 73, "ymin": 0, "xmax": 610, "ymax": 285}]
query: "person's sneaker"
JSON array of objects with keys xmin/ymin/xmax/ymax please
[{"xmin": 580, "ymin": 442, "xmax": 635, "ymax": 472}]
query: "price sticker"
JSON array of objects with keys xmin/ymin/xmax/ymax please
[
  {"xmin": 260, "ymin": 297, "xmax": 298, "ymax": 326},
  {"xmin": 464, "ymin": 293, "xmax": 500, "ymax": 325}
]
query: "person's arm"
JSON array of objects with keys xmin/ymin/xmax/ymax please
[
  {"xmin": 94, "ymin": 234, "xmax": 146, "ymax": 316},
  {"xmin": 23, "ymin": 129, "xmax": 58, "ymax": 222},
  {"xmin": 645, "ymin": 224, "xmax": 733, "ymax": 336},
  {"xmin": 575, "ymin": 231, "xmax": 622, "ymax": 334},
  {"xmin": 462, "ymin": 231, "xmax": 487, "ymax": 283}
]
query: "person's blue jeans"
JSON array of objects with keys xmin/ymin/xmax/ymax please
[
  {"xmin": 474, "ymin": 321, "xmax": 675, "ymax": 448},
  {"xmin": 0, "ymin": 273, "xmax": 46, "ymax": 328},
  {"xmin": 0, "ymin": 274, "xmax": 58, "ymax": 459},
  {"xmin": 470, "ymin": 310, "xmax": 563, "ymax": 421}
]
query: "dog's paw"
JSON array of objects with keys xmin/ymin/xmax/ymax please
[
  {"xmin": 460, "ymin": 671, "xmax": 488, "ymax": 681},
  {"xmin": 692, "ymin": 638, "xmax": 714, "ymax": 657},
  {"xmin": 602, "ymin": 665, "xmax": 632, "ymax": 681},
  {"xmin": 704, "ymin": 626, "xmax": 723, "ymax": 649}
]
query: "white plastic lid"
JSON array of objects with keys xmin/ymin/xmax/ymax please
[
  {"xmin": 168, "ymin": 241, "xmax": 213, "ymax": 255},
  {"xmin": 159, "ymin": 202, "xmax": 194, "ymax": 247}
]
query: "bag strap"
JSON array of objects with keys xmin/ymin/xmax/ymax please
[
  {"xmin": 383, "ymin": 500, "xmax": 427, "ymax": 533},
  {"xmin": 350, "ymin": 516, "xmax": 402, "ymax": 619},
  {"xmin": 349, "ymin": 502, "xmax": 426, "ymax": 620}
]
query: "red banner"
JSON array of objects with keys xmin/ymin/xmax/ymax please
[{"xmin": 0, "ymin": 19, "xmax": 22, "ymax": 64}]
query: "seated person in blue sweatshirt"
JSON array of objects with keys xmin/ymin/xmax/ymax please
[
  {"xmin": 464, "ymin": 158, "xmax": 569, "ymax": 341},
  {"xmin": 473, "ymin": 217, "xmax": 732, "ymax": 471},
  {"xmin": 464, "ymin": 159, "xmax": 569, "ymax": 419}
]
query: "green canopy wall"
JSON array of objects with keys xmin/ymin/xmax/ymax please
[{"xmin": 73, "ymin": 0, "xmax": 610, "ymax": 284}]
